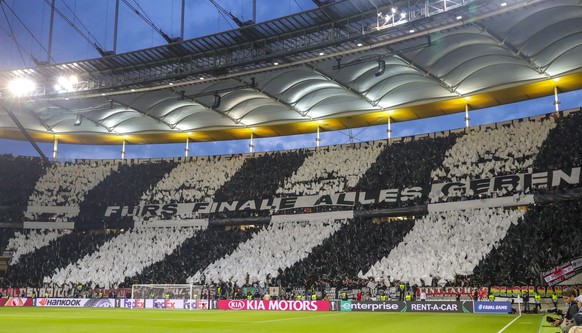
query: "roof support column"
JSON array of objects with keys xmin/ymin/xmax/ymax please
[
  {"xmin": 465, "ymin": 104, "xmax": 470, "ymax": 128},
  {"xmin": 52, "ymin": 136, "xmax": 58, "ymax": 161},
  {"xmin": 113, "ymin": 0, "xmax": 120, "ymax": 53},
  {"xmin": 121, "ymin": 140, "xmax": 126, "ymax": 160},
  {"xmin": 180, "ymin": 0, "xmax": 186, "ymax": 40},
  {"xmin": 249, "ymin": 132, "xmax": 254, "ymax": 154},
  {"xmin": 387, "ymin": 116, "xmax": 392, "ymax": 142},
  {"xmin": 554, "ymin": 86, "xmax": 560, "ymax": 113},
  {"xmin": 316, "ymin": 126, "xmax": 321, "ymax": 149},
  {"xmin": 47, "ymin": 0, "xmax": 56, "ymax": 63},
  {"xmin": 185, "ymin": 136, "xmax": 190, "ymax": 157}
]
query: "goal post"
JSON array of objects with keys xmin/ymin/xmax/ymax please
[{"xmin": 131, "ymin": 284, "xmax": 204, "ymax": 300}]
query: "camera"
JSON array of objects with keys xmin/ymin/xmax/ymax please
[
  {"xmin": 547, "ymin": 308, "xmax": 564, "ymax": 316},
  {"xmin": 546, "ymin": 316, "xmax": 559, "ymax": 324}
]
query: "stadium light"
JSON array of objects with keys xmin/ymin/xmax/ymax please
[
  {"xmin": 55, "ymin": 75, "xmax": 78, "ymax": 93},
  {"xmin": 8, "ymin": 78, "xmax": 36, "ymax": 96}
]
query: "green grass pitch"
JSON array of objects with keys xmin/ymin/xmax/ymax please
[{"xmin": 0, "ymin": 308, "xmax": 560, "ymax": 332}]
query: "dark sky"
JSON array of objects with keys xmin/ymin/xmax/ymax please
[{"xmin": 0, "ymin": 0, "xmax": 580, "ymax": 159}]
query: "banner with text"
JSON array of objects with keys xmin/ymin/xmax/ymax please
[
  {"xmin": 339, "ymin": 301, "xmax": 473, "ymax": 313},
  {"xmin": 104, "ymin": 167, "xmax": 580, "ymax": 219},
  {"xmin": 35, "ymin": 298, "xmax": 115, "ymax": 307},
  {"xmin": 117, "ymin": 299, "xmax": 209, "ymax": 310},
  {"xmin": 474, "ymin": 301, "xmax": 512, "ymax": 314},
  {"xmin": 217, "ymin": 299, "xmax": 330, "ymax": 311}
]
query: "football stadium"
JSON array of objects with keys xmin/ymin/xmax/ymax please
[{"xmin": 1, "ymin": 0, "xmax": 582, "ymax": 332}]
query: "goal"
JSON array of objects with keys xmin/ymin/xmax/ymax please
[{"xmin": 131, "ymin": 284, "xmax": 204, "ymax": 300}]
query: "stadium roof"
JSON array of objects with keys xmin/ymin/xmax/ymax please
[{"xmin": 1, "ymin": 0, "xmax": 582, "ymax": 145}]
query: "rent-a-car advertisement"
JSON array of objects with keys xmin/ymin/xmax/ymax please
[{"xmin": 218, "ymin": 300, "xmax": 330, "ymax": 311}]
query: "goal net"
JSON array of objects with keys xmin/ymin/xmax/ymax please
[{"xmin": 131, "ymin": 284, "xmax": 204, "ymax": 300}]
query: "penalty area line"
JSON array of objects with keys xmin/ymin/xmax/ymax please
[{"xmin": 497, "ymin": 314, "xmax": 522, "ymax": 333}]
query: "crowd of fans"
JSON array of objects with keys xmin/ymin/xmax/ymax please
[
  {"xmin": 431, "ymin": 118, "xmax": 555, "ymax": 184},
  {"xmin": 534, "ymin": 111, "xmax": 582, "ymax": 171},
  {"xmin": 141, "ymin": 156, "xmax": 244, "ymax": 205},
  {"xmin": 47, "ymin": 226, "xmax": 199, "ymax": 289},
  {"xmin": 25, "ymin": 161, "xmax": 118, "ymax": 222},
  {"xmin": 214, "ymin": 151, "xmax": 307, "ymax": 203},
  {"xmin": 0, "ymin": 110, "xmax": 581, "ymax": 292},
  {"xmin": 277, "ymin": 217, "xmax": 414, "ymax": 288},
  {"xmin": 0, "ymin": 155, "xmax": 45, "ymax": 224},
  {"xmin": 6, "ymin": 229, "xmax": 70, "ymax": 264},
  {"xmin": 364, "ymin": 208, "xmax": 524, "ymax": 287},
  {"xmin": 356, "ymin": 137, "xmax": 457, "ymax": 208},
  {"xmin": 470, "ymin": 201, "xmax": 582, "ymax": 286},
  {"xmin": 122, "ymin": 226, "xmax": 257, "ymax": 286},
  {"xmin": 277, "ymin": 143, "xmax": 384, "ymax": 196},
  {"xmin": 76, "ymin": 160, "xmax": 176, "ymax": 229},
  {"xmin": 4, "ymin": 231, "xmax": 114, "ymax": 287},
  {"xmin": 0, "ymin": 228, "xmax": 17, "ymax": 255},
  {"xmin": 191, "ymin": 219, "xmax": 346, "ymax": 287}
]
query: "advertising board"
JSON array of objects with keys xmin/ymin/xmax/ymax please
[
  {"xmin": 473, "ymin": 301, "xmax": 512, "ymax": 314},
  {"xmin": 217, "ymin": 300, "xmax": 330, "ymax": 311}
]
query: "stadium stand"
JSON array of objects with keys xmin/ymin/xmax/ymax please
[
  {"xmin": 47, "ymin": 226, "xmax": 199, "ymax": 289},
  {"xmin": 277, "ymin": 217, "xmax": 414, "ymax": 289},
  {"xmin": 431, "ymin": 118, "xmax": 556, "ymax": 184},
  {"xmin": 276, "ymin": 143, "xmax": 384, "ymax": 197},
  {"xmin": 76, "ymin": 160, "xmax": 177, "ymax": 229},
  {"xmin": 363, "ymin": 208, "xmax": 524, "ymax": 287},
  {"xmin": 6, "ymin": 229, "xmax": 70, "ymax": 265},
  {"xmin": 0, "ymin": 110, "xmax": 581, "ymax": 292},
  {"xmin": 138, "ymin": 155, "xmax": 244, "ymax": 221},
  {"xmin": 122, "ymin": 226, "xmax": 257, "ymax": 286},
  {"xmin": 470, "ymin": 200, "xmax": 582, "ymax": 286},
  {"xmin": 357, "ymin": 137, "xmax": 456, "ymax": 208},
  {"xmin": 3, "ymin": 231, "xmax": 114, "ymax": 287},
  {"xmin": 0, "ymin": 155, "xmax": 45, "ymax": 224},
  {"xmin": 192, "ymin": 219, "xmax": 346, "ymax": 287},
  {"xmin": 534, "ymin": 111, "xmax": 582, "ymax": 172},
  {"xmin": 213, "ymin": 150, "xmax": 307, "ymax": 204},
  {"xmin": 25, "ymin": 161, "xmax": 118, "ymax": 222}
]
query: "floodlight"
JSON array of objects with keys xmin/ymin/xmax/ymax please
[
  {"xmin": 74, "ymin": 114, "xmax": 82, "ymax": 126},
  {"xmin": 55, "ymin": 75, "xmax": 78, "ymax": 93},
  {"xmin": 8, "ymin": 78, "xmax": 36, "ymax": 96}
]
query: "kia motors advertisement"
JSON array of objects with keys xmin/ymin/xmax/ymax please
[
  {"xmin": 0, "ymin": 297, "xmax": 33, "ymax": 307},
  {"xmin": 218, "ymin": 300, "xmax": 330, "ymax": 311},
  {"xmin": 35, "ymin": 298, "xmax": 115, "ymax": 307},
  {"xmin": 473, "ymin": 301, "xmax": 512, "ymax": 314}
]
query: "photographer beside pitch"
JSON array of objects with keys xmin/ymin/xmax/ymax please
[
  {"xmin": 568, "ymin": 295, "xmax": 582, "ymax": 333},
  {"xmin": 549, "ymin": 289, "xmax": 579, "ymax": 333}
]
